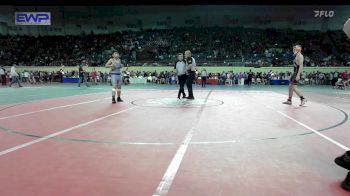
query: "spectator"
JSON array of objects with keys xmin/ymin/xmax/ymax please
[
  {"xmin": 0, "ymin": 65, "xmax": 6, "ymax": 86},
  {"xmin": 9, "ymin": 64, "xmax": 22, "ymax": 87},
  {"xmin": 247, "ymin": 69, "xmax": 253, "ymax": 86},
  {"xmin": 91, "ymin": 68, "xmax": 97, "ymax": 85},
  {"xmin": 201, "ymin": 68, "xmax": 208, "ymax": 88},
  {"xmin": 59, "ymin": 64, "xmax": 65, "ymax": 83}
]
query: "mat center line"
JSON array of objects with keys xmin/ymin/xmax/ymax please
[{"xmin": 153, "ymin": 90, "xmax": 213, "ymax": 196}]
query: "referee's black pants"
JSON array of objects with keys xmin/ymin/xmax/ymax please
[
  {"xmin": 186, "ymin": 71, "xmax": 195, "ymax": 98},
  {"xmin": 178, "ymin": 74, "xmax": 187, "ymax": 98}
]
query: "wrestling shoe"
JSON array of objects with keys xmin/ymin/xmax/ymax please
[
  {"xmin": 335, "ymin": 151, "xmax": 350, "ymax": 170},
  {"xmin": 282, "ymin": 100, "xmax": 292, "ymax": 105},
  {"xmin": 300, "ymin": 98, "xmax": 307, "ymax": 106}
]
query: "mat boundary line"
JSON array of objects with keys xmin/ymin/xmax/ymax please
[{"xmin": 0, "ymin": 106, "xmax": 137, "ymax": 157}]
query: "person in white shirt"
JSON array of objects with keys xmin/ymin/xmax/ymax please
[
  {"xmin": 9, "ymin": 64, "xmax": 22, "ymax": 87},
  {"xmin": 201, "ymin": 68, "xmax": 208, "ymax": 88},
  {"xmin": 174, "ymin": 53, "xmax": 187, "ymax": 99},
  {"xmin": 24, "ymin": 71, "xmax": 29, "ymax": 83}
]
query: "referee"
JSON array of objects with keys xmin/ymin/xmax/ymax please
[{"xmin": 185, "ymin": 50, "xmax": 196, "ymax": 100}]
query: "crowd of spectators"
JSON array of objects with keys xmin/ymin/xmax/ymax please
[
  {"xmin": 194, "ymin": 70, "xmax": 349, "ymax": 87},
  {"xmin": 0, "ymin": 66, "xmax": 110, "ymax": 85},
  {"xmin": 0, "ymin": 27, "xmax": 349, "ymax": 68},
  {"xmin": 1, "ymin": 65, "xmax": 348, "ymax": 88}
]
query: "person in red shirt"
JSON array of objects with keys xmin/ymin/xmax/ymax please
[
  {"xmin": 335, "ymin": 70, "xmax": 349, "ymax": 89},
  {"xmin": 91, "ymin": 68, "xmax": 97, "ymax": 85},
  {"xmin": 342, "ymin": 70, "xmax": 349, "ymax": 80},
  {"xmin": 342, "ymin": 70, "xmax": 349, "ymax": 87}
]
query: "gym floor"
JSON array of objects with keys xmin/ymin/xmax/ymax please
[{"xmin": 0, "ymin": 84, "xmax": 349, "ymax": 196}]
